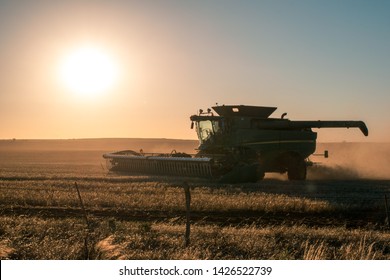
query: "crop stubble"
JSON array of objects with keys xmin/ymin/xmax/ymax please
[{"xmin": 1, "ymin": 139, "xmax": 390, "ymax": 259}]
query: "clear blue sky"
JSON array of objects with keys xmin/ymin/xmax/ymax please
[{"xmin": 0, "ymin": 0, "xmax": 389, "ymax": 142}]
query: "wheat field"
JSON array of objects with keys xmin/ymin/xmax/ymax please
[{"xmin": 1, "ymin": 139, "xmax": 390, "ymax": 259}]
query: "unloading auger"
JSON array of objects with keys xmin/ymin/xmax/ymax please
[{"xmin": 103, "ymin": 105, "xmax": 368, "ymax": 182}]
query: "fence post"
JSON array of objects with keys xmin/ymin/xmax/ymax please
[
  {"xmin": 183, "ymin": 182, "xmax": 191, "ymax": 247},
  {"xmin": 385, "ymin": 194, "xmax": 390, "ymax": 228},
  {"xmin": 74, "ymin": 182, "xmax": 90, "ymax": 259}
]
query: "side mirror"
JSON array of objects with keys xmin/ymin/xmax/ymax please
[{"xmin": 324, "ymin": 150, "xmax": 329, "ymax": 158}]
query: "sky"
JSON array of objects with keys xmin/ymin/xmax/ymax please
[{"xmin": 0, "ymin": 0, "xmax": 389, "ymax": 142}]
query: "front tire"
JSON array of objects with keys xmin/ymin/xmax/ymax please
[
  {"xmin": 287, "ymin": 156, "xmax": 307, "ymax": 180},
  {"xmin": 219, "ymin": 163, "xmax": 264, "ymax": 183}
]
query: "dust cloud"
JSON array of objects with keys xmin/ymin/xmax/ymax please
[
  {"xmin": 308, "ymin": 143, "xmax": 390, "ymax": 180},
  {"xmin": 1, "ymin": 139, "xmax": 388, "ymax": 180}
]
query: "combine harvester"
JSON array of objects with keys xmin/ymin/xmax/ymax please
[{"xmin": 103, "ymin": 105, "xmax": 368, "ymax": 183}]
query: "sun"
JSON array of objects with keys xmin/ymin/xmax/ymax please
[{"xmin": 59, "ymin": 46, "xmax": 119, "ymax": 96}]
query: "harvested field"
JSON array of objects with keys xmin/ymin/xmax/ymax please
[{"xmin": 1, "ymin": 139, "xmax": 390, "ymax": 259}]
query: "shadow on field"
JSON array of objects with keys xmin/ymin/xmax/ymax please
[
  {"xmin": 196, "ymin": 182, "xmax": 390, "ymax": 229},
  {"xmin": 214, "ymin": 178, "xmax": 390, "ymax": 205}
]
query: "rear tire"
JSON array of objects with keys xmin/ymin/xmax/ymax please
[{"xmin": 256, "ymin": 164, "xmax": 265, "ymax": 181}]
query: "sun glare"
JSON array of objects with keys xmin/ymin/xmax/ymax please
[{"xmin": 60, "ymin": 46, "xmax": 119, "ymax": 96}]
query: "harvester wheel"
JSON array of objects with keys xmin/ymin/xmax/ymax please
[
  {"xmin": 287, "ymin": 156, "xmax": 307, "ymax": 180},
  {"xmin": 256, "ymin": 164, "xmax": 265, "ymax": 181}
]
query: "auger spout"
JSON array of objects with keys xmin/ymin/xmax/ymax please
[
  {"xmin": 254, "ymin": 120, "xmax": 368, "ymax": 136},
  {"xmin": 294, "ymin": 120, "xmax": 369, "ymax": 136}
]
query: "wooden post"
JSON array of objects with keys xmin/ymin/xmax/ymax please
[
  {"xmin": 385, "ymin": 194, "xmax": 390, "ymax": 228},
  {"xmin": 183, "ymin": 182, "xmax": 191, "ymax": 247},
  {"xmin": 75, "ymin": 182, "xmax": 89, "ymax": 227},
  {"xmin": 74, "ymin": 182, "xmax": 90, "ymax": 259}
]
